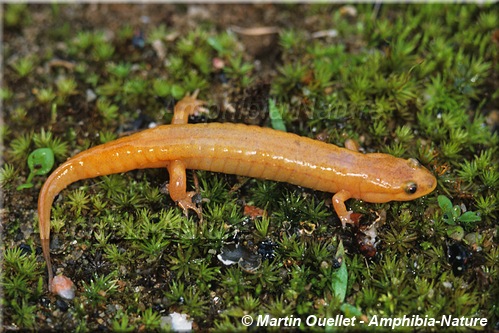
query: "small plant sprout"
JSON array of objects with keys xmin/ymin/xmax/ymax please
[
  {"xmin": 207, "ymin": 32, "xmax": 238, "ymax": 57},
  {"xmin": 147, "ymin": 23, "xmax": 169, "ymax": 43},
  {"xmin": 96, "ymin": 77, "xmax": 122, "ymax": 97},
  {"xmin": 73, "ymin": 31, "xmax": 94, "ymax": 51},
  {"xmin": 66, "ymin": 189, "xmax": 91, "ymax": 215},
  {"xmin": 0, "ymin": 164, "xmax": 18, "ymax": 189},
  {"xmin": 107, "ymin": 62, "xmax": 132, "ymax": 79},
  {"xmin": 182, "ymin": 70, "xmax": 209, "ymax": 92},
  {"xmin": 12, "ymin": 106, "xmax": 28, "ymax": 123},
  {"xmin": 99, "ymin": 130, "xmax": 118, "ymax": 144},
  {"xmin": 4, "ymin": 247, "xmax": 41, "ymax": 280},
  {"xmin": 56, "ymin": 77, "xmax": 78, "ymax": 101},
  {"xmin": 330, "ymin": 251, "xmax": 349, "ymax": 301},
  {"xmin": 438, "ymin": 195, "xmax": 481, "ymax": 240},
  {"xmin": 0, "ymin": 124, "xmax": 10, "ymax": 141},
  {"xmin": 191, "ymin": 49, "xmax": 211, "ymax": 75},
  {"xmin": 274, "ymin": 62, "xmax": 307, "ymax": 95},
  {"xmin": 225, "ymin": 55, "xmax": 254, "ymax": 87},
  {"xmin": 11, "ymin": 299, "xmax": 37, "ymax": 329},
  {"xmin": 9, "ymin": 132, "xmax": 32, "ymax": 162},
  {"xmin": 170, "ymin": 83, "xmax": 186, "ymax": 100},
  {"xmin": 279, "ymin": 29, "xmax": 303, "ymax": 52},
  {"xmin": 92, "ymin": 42, "xmax": 115, "ymax": 61},
  {"xmin": 112, "ymin": 310, "xmax": 135, "ymax": 333},
  {"xmin": 82, "ymin": 273, "xmax": 118, "ymax": 308},
  {"xmin": 140, "ymin": 308, "xmax": 162, "ymax": 330},
  {"xmin": 32, "ymin": 128, "xmax": 68, "ymax": 159},
  {"xmin": 152, "ymin": 79, "xmax": 171, "ymax": 97},
  {"xmin": 34, "ymin": 87, "xmax": 56, "ymax": 104},
  {"xmin": 167, "ymin": 55, "xmax": 185, "ymax": 76},
  {"xmin": 0, "ymin": 87, "xmax": 14, "ymax": 101},
  {"xmin": 255, "ymin": 216, "xmax": 271, "ymax": 239},
  {"xmin": 269, "ymin": 99, "xmax": 287, "ymax": 132},
  {"xmin": 123, "ymin": 78, "xmax": 148, "ymax": 105},
  {"xmin": 16, "ymin": 148, "xmax": 54, "ymax": 190},
  {"xmin": 166, "ymin": 280, "xmax": 186, "ymax": 303},
  {"xmin": 475, "ymin": 194, "xmax": 497, "ymax": 220},
  {"xmin": 96, "ymin": 98, "xmax": 119, "ymax": 123},
  {"xmin": 11, "ymin": 56, "xmax": 36, "ymax": 78},
  {"xmin": 5, "ymin": 3, "xmax": 30, "ymax": 28},
  {"xmin": 50, "ymin": 103, "xmax": 58, "ymax": 124},
  {"xmin": 3, "ymin": 275, "xmax": 29, "ymax": 299}
]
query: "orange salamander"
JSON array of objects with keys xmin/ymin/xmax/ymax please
[{"xmin": 38, "ymin": 92, "xmax": 437, "ymax": 294}]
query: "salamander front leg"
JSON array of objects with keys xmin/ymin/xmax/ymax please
[
  {"xmin": 172, "ymin": 90, "xmax": 207, "ymax": 125},
  {"xmin": 167, "ymin": 160, "xmax": 202, "ymax": 219},
  {"xmin": 332, "ymin": 190, "xmax": 354, "ymax": 228}
]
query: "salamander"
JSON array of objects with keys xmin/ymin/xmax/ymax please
[{"xmin": 37, "ymin": 92, "xmax": 437, "ymax": 294}]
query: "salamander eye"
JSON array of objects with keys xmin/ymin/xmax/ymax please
[{"xmin": 404, "ymin": 182, "xmax": 418, "ymax": 195}]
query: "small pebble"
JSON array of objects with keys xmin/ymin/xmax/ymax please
[
  {"xmin": 258, "ymin": 240, "xmax": 276, "ymax": 260},
  {"xmin": 56, "ymin": 298, "xmax": 69, "ymax": 312},
  {"xmin": 152, "ymin": 39, "xmax": 166, "ymax": 60},
  {"xmin": 164, "ymin": 312, "xmax": 193, "ymax": 332},
  {"xmin": 40, "ymin": 296, "xmax": 51, "ymax": 307},
  {"xmin": 212, "ymin": 57, "xmax": 225, "ymax": 70},
  {"xmin": 132, "ymin": 29, "xmax": 145, "ymax": 49},
  {"xmin": 51, "ymin": 275, "xmax": 76, "ymax": 300},
  {"xmin": 86, "ymin": 89, "xmax": 97, "ymax": 102},
  {"xmin": 19, "ymin": 243, "xmax": 32, "ymax": 256}
]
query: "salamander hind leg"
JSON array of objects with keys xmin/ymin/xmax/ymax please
[
  {"xmin": 172, "ymin": 90, "xmax": 207, "ymax": 125},
  {"xmin": 332, "ymin": 189, "xmax": 354, "ymax": 228},
  {"xmin": 167, "ymin": 160, "xmax": 202, "ymax": 219}
]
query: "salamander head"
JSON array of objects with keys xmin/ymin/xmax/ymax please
[{"xmin": 360, "ymin": 155, "xmax": 437, "ymax": 203}]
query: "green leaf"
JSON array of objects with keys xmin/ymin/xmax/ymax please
[
  {"xmin": 207, "ymin": 36, "xmax": 224, "ymax": 53},
  {"xmin": 269, "ymin": 99, "xmax": 287, "ymax": 132},
  {"xmin": 17, "ymin": 148, "xmax": 55, "ymax": 190},
  {"xmin": 331, "ymin": 240, "xmax": 347, "ymax": 303},
  {"xmin": 452, "ymin": 205, "xmax": 461, "ymax": 219},
  {"xmin": 340, "ymin": 303, "xmax": 362, "ymax": 317},
  {"xmin": 438, "ymin": 195, "xmax": 460, "ymax": 225},
  {"xmin": 437, "ymin": 195, "xmax": 453, "ymax": 212},
  {"xmin": 458, "ymin": 211, "xmax": 481, "ymax": 223},
  {"xmin": 28, "ymin": 148, "xmax": 54, "ymax": 175}
]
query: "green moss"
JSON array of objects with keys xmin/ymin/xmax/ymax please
[
  {"xmin": 111, "ymin": 310, "xmax": 135, "ymax": 333},
  {"xmin": 34, "ymin": 87, "xmax": 57, "ymax": 104},
  {"xmin": 10, "ymin": 56, "xmax": 36, "ymax": 78},
  {"xmin": 56, "ymin": 77, "xmax": 78, "ymax": 100},
  {"xmin": 3, "ymin": 4, "xmax": 498, "ymax": 331},
  {"xmin": 5, "ymin": 4, "xmax": 30, "ymax": 28},
  {"xmin": 81, "ymin": 273, "xmax": 118, "ymax": 308},
  {"xmin": 0, "ymin": 163, "xmax": 18, "ymax": 189},
  {"xmin": 8, "ymin": 132, "xmax": 33, "ymax": 162}
]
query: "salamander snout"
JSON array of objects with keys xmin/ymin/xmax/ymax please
[{"xmin": 407, "ymin": 159, "xmax": 437, "ymax": 198}]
